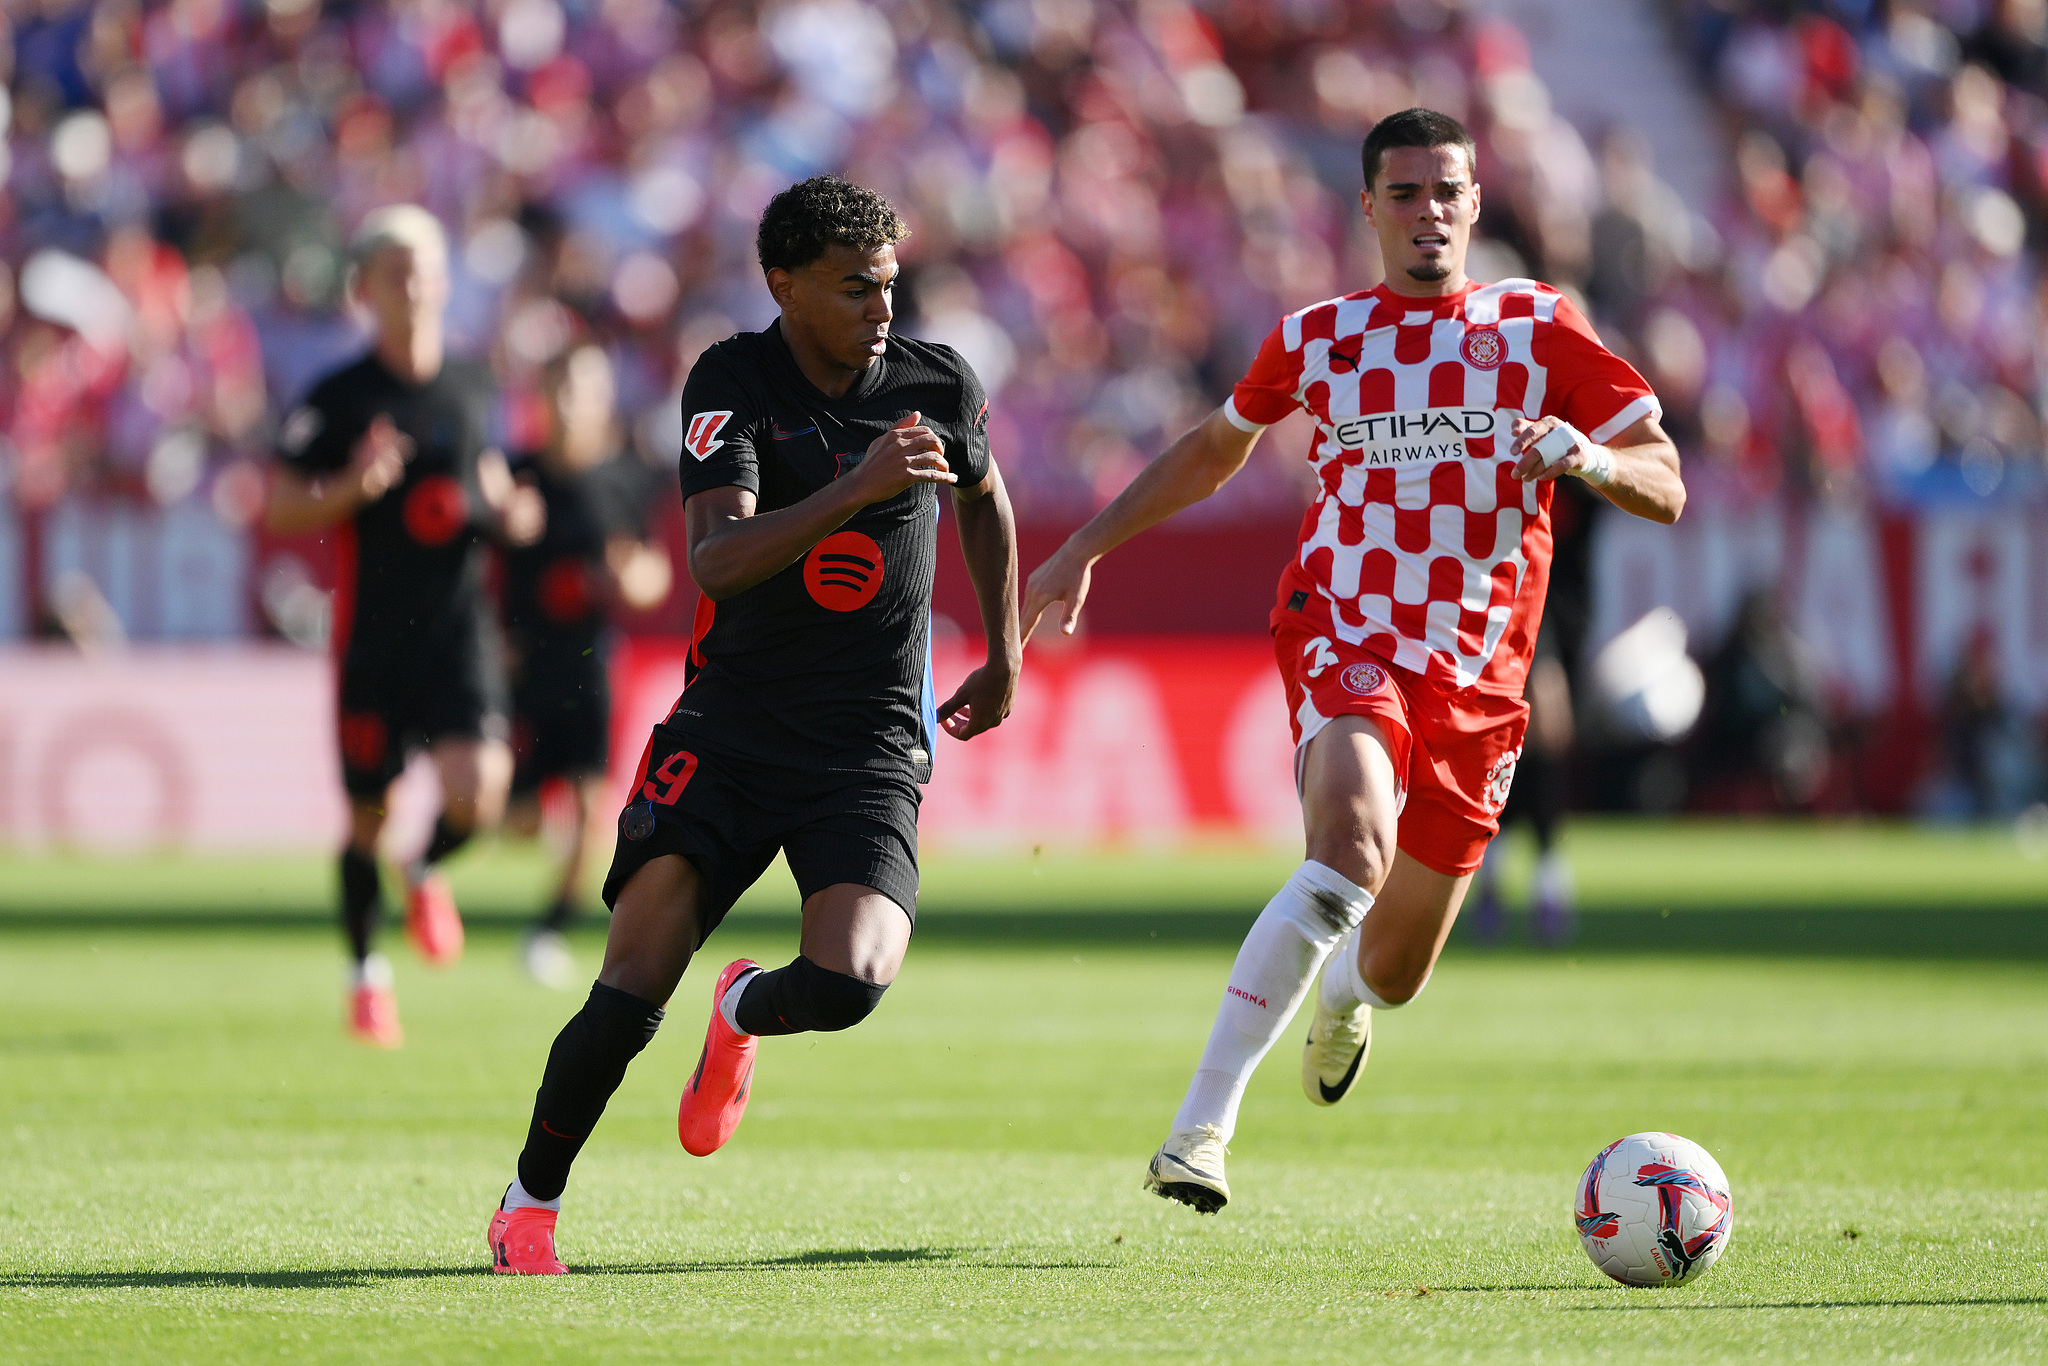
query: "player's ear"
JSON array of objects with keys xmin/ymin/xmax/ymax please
[
  {"xmin": 1359, "ymin": 187, "xmax": 1375, "ymax": 229},
  {"xmin": 764, "ymin": 266, "xmax": 795, "ymax": 311}
]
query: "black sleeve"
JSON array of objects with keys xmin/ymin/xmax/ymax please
[
  {"xmin": 675, "ymin": 349, "xmax": 762, "ymax": 502},
  {"xmin": 275, "ymin": 379, "xmax": 357, "ymax": 478},
  {"xmin": 944, "ymin": 349, "xmax": 993, "ymax": 487}
]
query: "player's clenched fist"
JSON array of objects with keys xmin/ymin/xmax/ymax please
[
  {"xmin": 847, "ymin": 410, "xmax": 955, "ymax": 504},
  {"xmin": 1508, "ymin": 415, "xmax": 1584, "ymax": 483},
  {"xmin": 346, "ymin": 414, "xmax": 412, "ymax": 503}
]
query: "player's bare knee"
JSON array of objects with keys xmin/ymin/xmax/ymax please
[
  {"xmin": 1306, "ymin": 819, "xmax": 1394, "ymax": 895},
  {"xmin": 842, "ymin": 922, "xmax": 911, "ymax": 988},
  {"xmin": 1361, "ymin": 956, "xmax": 1431, "ymax": 1007}
]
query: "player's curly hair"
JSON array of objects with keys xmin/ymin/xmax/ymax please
[
  {"xmin": 1361, "ymin": 108, "xmax": 1477, "ymax": 190},
  {"xmin": 756, "ymin": 176, "xmax": 911, "ymax": 276}
]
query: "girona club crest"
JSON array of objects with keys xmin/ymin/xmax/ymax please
[
  {"xmin": 1461, "ymin": 326, "xmax": 1506, "ymax": 371},
  {"xmin": 1340, "ymin": 662, "xmax": 1386, "ymax": 696}
]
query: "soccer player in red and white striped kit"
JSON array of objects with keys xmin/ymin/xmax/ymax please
[{"xmin": 1023, "ymin": 108, "xmax": 1688, "ymax": 1211}]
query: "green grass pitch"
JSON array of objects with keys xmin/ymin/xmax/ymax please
[{"xmin": 2, "ymin": 820, "xmax": 2045, "ymax": 1363}]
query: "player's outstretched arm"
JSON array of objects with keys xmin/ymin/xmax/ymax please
[
  {"xmin": 686, "ymin": 412, "xmax": 955, "ymax": 601},
  {"xmin": 477, "ymin": 449, "xmax": 547, "ymax": 545},
  {"xmin": 938, "ymin": 461, "xmax": 1021, "ymax": 740},
  {"xmin": 264, "ymin": 414, "xmax": 410, "ymax": 534},
  {"xmin": 1021, "ymin": 406, "xmax": 1261, "ymax": 640},
  {"xmin": 1509, "ymin": 415, "xmax": 1685, "ymax": 525}
]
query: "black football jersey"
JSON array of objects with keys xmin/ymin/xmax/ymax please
[
  {"xmin": 503, "ymin": 452, "xmax": 655, "ymax": 669},
  {"xmin": 670, "ymin": 320, "xmax": 991, "ymax": 781},
  {"xmin": 277, "ymin": 352, "xmax": 498, "ymax": 651}
]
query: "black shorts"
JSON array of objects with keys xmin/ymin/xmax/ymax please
[
  {"xmin": 601, "ymin": 725, "xmax": 920, "ymax": 936},
  {"xmin": 512, "ymin": 653, "xmax": 611, "ymax": 795},
  {"xmin": 336, "ymin": 621, "xmax": 508, "ymax": 798}
]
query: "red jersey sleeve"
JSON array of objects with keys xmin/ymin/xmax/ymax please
[
  {"xmin": 1538, "ymin": 294, "xmax": 1661, "ymax": 444},
  {"xmin": 1226, "ymin": 321, "xmax": 1305, "ymax": 429}
]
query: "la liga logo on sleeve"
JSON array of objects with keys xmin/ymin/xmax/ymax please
[{"xmin": 685, "ymin": 411, "xmax": 732, "ymax": 460}]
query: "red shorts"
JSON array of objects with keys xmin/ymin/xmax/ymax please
[{"xmin": 1272, "ymin": 608, "xmax": 1529, "ymax": 877}]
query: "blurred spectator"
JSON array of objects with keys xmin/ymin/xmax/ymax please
[
  {"xmin": 1920, "ymin": 627, "xmax": 2045, "ymax": 819},
  {"xmin": 1, "ymin": 0, "xmax": 2045, "ymax": 646},
  {"xmin": 1674, "ymin": 0, "xmax": 2048, "ymax": 506},
  {"xmin": 0, "ymin": 0, "xmax": 1739, "ymax": 547},
  {"xmin": 1691, "ymin": 588, "xmax": 1831, "ymax": 812}
]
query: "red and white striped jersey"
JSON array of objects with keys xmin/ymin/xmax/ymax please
[{"xmin": 1227, "ymin": 278, "xmax": 1658, "ymax": 695}]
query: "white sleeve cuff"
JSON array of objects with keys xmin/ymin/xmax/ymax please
[
  {"xmin": 1587, "ymin": 394, "xmax": 1661, "ymax": 445},
  {"xmin": 1221, "ymin": 397, "xmax": 1270, "ymax": 433}
]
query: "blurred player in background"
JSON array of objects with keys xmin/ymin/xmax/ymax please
[
  {"xmin": 502, "ymin": 342, "xmax": 673, "ymax": 988},
  {"xmin": 1023, "ymin": 110, "xmax": 1687, "ymax": 1213},
  {"xmin": 1467, "ymin": 475, "xmax": 1602, "ymax": 947},
  {"xmin": 265, "ymin": 205, "xmax": 544, "ymax": 1048},
  {"xmin": 487, "ymin": 177, "xmax": 1020, "ymax": 1274}
]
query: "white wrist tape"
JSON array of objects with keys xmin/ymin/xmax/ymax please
[
  {"xmin": 1532, "ymin": 422, "xmax": 1584, "ymax": 467},
  {"xmin": 1534, "ymin": 422, "xmax": 1613, "ymax": 485},
  {"xmin": 1569, "ymin": 442, "xmax": 1615, "ymax": 486}
]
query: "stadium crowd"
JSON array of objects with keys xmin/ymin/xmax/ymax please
[{"xmin": 1, "ymin": 0, "xmax": 2045, "ymax": 595}]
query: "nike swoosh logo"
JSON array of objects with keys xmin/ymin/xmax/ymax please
[
  {"xmin": 1314, "ymin": 1037, "xmax": 1368, "ymax": 1104},
  {"xmin": 540, "ymin": 1120, "xmax": 582, "ymax": 1139},
  {"xmin": 771, "ymin": 423, "xmax": 818, "ymax": 441}
]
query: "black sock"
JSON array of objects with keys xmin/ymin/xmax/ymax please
[
  {"xmin": 1524, "ymin": 748, "xmax": 1564, "ymax": 853},
  {"xmin": 538, "ymin": 897, "xmax": 577, "ymax": 934},
  {"xmin": 340, "ymin": 848, "xmax": 382, "ymax": 963},
  {"xmin": 734, "ymin": 955, "xmax": 888, "ymax": 1036},
  {"xmin": 411, "ymin": 816, "xmax": 473, "ymax": 881},
  {"xmin": 516, "ymin": 983, "xmax": 665, "ymax": 1202}
]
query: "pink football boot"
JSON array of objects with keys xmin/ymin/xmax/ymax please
[
  {"xmin": 677, "ymin": 959, "xmax": 761, "ymax": 1157},
  {"xmin": 405, "ymin": 871, "xmax": 464, "ymax": 967},
  {"xmin": 488, "ymin": 1205, "xmax": 567, "ymax": 1275}
]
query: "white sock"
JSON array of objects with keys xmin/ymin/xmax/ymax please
[
  {"xmin": 349, "ymin": 953, "xmax": 393, "ymax": 990},
  {"xmin": 717, "ymin": 967, "xmax": 762, "ymax": 1034},
  {"xmin": 501, "ymin": 1177, "xmax": 560, "ymax": 1213},
  {"xmin": 1171, "ymin": 861, "xmax": 1373, "ymax": 1141},
  {"xmin": 1317, "ymin": 927, "xmax": 1398, "ymax": 1012}
]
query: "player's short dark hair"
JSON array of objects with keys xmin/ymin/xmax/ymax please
[
  {"xmin": 756, "ymin": 176, "xmax": 911, "ymax": 276},
  {"xmin": 1361, "ymin": 108, "xmax": 1477, "ymax": 191}
]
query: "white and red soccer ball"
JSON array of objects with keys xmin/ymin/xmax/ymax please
[{"xmin": 1576, "ymin": 1132, "xmax": 1733, "ymax": 1287}]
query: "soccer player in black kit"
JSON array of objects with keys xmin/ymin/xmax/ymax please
[
  {"xmin": 265, "ymin": 206, "xmax": 543, "ymax": 1048},
  {"xmin": 487, "ymin": 177, "xmax": 1022, "ymax": 1274},
  {"xmin": 503, "ymin": 342, "xmax": 673, "ymax": 988}
]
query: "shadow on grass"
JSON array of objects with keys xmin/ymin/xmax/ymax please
[
  {"xmin": 4, "ymin": 904, "xmax": 2046, "ymax": 960},
  {"xmin": 0, "ymin": 1268, "xmax": 493, "ymax": 1289},
  {"xmin": 1568, "ymin": 1296, "xmax": 2048, "ymax": 1310},
  {"xmin": 0, "ymin": 1247, "xmax": 1111, "ymax": 1290},
  {"xmin": 595, "ymin": 1247, "xmax": 1113, "ymax": 1275}
]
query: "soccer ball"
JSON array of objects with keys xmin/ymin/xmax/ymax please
[{"xmin": 1575, "ymin": 1132, "xmax": 1733, "ymax": 1286}]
